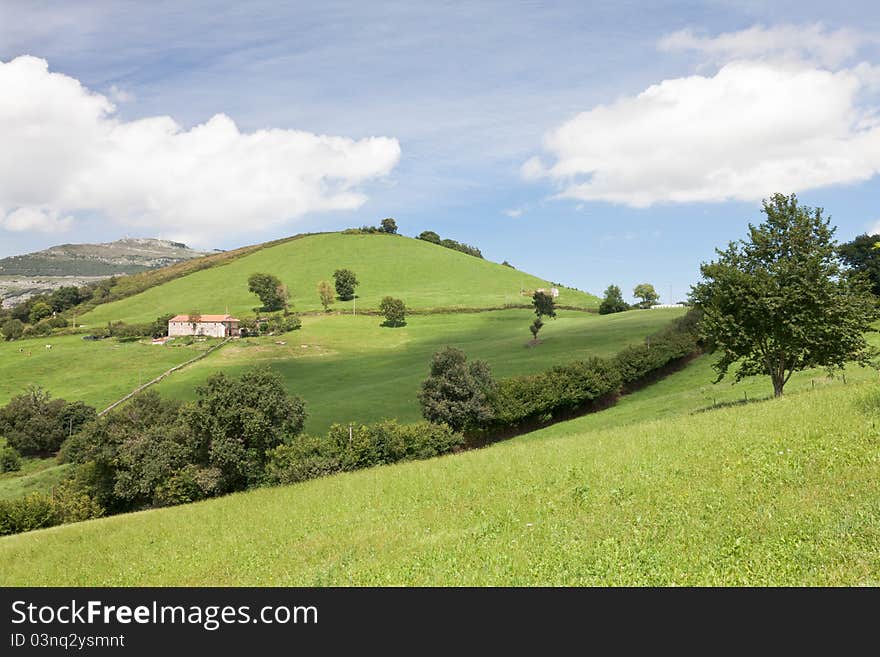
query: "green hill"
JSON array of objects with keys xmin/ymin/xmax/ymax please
[
  {"xmin": 2, "ymin": 379, "xmax": 877, "ymax": 586},
  {"xmin": 79, "ymin": 233, "xmax": 598, "ymax": 325}
]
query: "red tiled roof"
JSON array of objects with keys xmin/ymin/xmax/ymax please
[{"xmin": 168, "ymin": 314, "xmax": 239, "ymax": 322}]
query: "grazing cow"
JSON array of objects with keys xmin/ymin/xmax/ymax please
[{"xmin": 45, "ymin": 344, "xmax": 52, "ymax": 350}]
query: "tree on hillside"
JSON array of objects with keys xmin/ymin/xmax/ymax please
[
  {"xmin": 691, "ymin": 193, "xmax": 880, "ymax": 397},
  {"xmin": 0, "ymin": 387, "xmax": 96, "ymax": 457},
  {"xmin": 529, "ymin": 317, "xmax": 544, "ymax": 341},
  {"xmin": 633, "ymin": 283, "xmax": 659, "ymax": 309},
  {"xmin": 380, "ymin": 218, "xmax": 398, "ymax": 234},
  {"xmin": 317, "ymin": 280, "xmax": 334, "ymax": 312},
  {"xmin": 839, "ymin": 233, "xmax": 880, "ymax": 295},
  {"xmin": 529, "ymin": 290, "xmax": 556, "ymax": 342},
  {"xmin": 49, "ymin": 286, "xmax": 82, "ymax": 312},
  {"xmin": 2, "ymin": 318, "xmax": 23, "ymax": 341},
  {"xmin": 28, "ymin": 301, "xmax": 52, "ymax": 324},
  {"xmin": 333, "ymin": 269, "xmax": 359, "ymax": 301},
  {"xmin": 248, "ymin": 272, "xmax": 289, "ymax": 312},
  {"xmin": 417, "ymin": 230, "xmax": 441, "ymax": 244},
  {"xmin": 418, "ymin": 347, "xmax": 496, "ymax": 432},
  {"xmin": 379, "ymin": 296, "xmax": 406, "ymax": 327},
  {"xmin": 599, "ymin": 284, "xmax": 629, "ymax": 315}
]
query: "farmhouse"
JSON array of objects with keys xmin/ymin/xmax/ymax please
[{"xmin": 168, "ymin": 314, "xmax": 240, "ymax": 338}]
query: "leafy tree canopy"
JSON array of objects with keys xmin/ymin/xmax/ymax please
[
  {"xmin": 333, "ymin": 268, "xmax": 359, "ymax": 301},
  {"xmin": 633, "ymin": 283, "xmax": 659, "ymax": 308},
  {"xmin": 691, "ymin": 193, "xmax": 880, "ymax": 397},
  {"xmin": 839, "ymin": 233, "xmax": 880, "ymax": 296},
  {"xmin": 599, "ymin": 284, "xmax": 629, "ymax": 315},
  {"xmin": 418, "ymin": 347, "xmax": 496, "ymax": 432},
  {"xmin": 247, "ymin": 272, "xmax": 289, "ymax": 312}
]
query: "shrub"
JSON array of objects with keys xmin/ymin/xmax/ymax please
[
  {"xmin": 0, "ymin": 493, "xmax": 57, "ymax": 536},
  {"xmin": 493, "ymin": 357, "xmax": 622, "ymax": 426},
  {"xmin": 0, "ymin": 445, "xmax": 21, "ymax": 473},
  {"xmin": 379, "ymin": 296, "xmax": 406, "ymax": 327},
  {"xmin": 2, "ymin": 318, "xmax": 24, "ymax": 341},
  {"xmin": 265, "ymin": 420, "xmax": 462, "ymax": 485},
  {"xmin": 419, "ymin": 347, "xmax": 496, "ymax": 432}
]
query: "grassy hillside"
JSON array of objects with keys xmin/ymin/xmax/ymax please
[
  {"xmin": 3, "ymin": 380, "xmax": 877, "ymax": 586},
  {"xmin": 0, "ymin": 334, "xmax": 215, "ymax": 409},
  {"xmin": 155, "ymin": 308, "xmax": 682, "ymax": 433},
  {"xmin": 80, "ymin": 233, "xmax": 598, "ymax": 325}
]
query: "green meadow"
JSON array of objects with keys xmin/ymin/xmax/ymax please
[
  {"xmin": 80, "ymin": 233, "xmax": 598, "ymax": 325},
  {"xmin": 155, "ymin": 307, "xmax": 685, "ymax": 433},
  {"xmin": 3, "ymin": 381, "xmax": 877, "ymax": 586},
  {"xmin": 0, "ymin": 333, "xmax": 214, "ymax": 410}
]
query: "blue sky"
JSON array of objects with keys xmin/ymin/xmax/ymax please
[{"xmin": 1, "ymin": 1, "xmax": 879, "ymax": 304}]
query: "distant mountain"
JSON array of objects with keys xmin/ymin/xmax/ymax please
[{"xmin": 0, "ymin": 238, "xmax": 209, "ymax": 276}]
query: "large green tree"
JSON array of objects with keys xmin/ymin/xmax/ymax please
[
  {"xmin": 333, "ymin": 269, "xmax": 359, "ymax": 301},
  {"xmin": 839, "ymin": 233, "xmax": 880, "ymax": 295},
  {"xmin": 247, "ymin": 273, "xmax": 289, "ymax": 312},
  {"xmin": 599, "ymin": 284, "xmax": 629, "ymax": 315},
  {"xmin": 418, "ymin": 347, "xmax": 496, "ymax": 432},
  {"xmin": 379, "ymin": 217, "xmax": 398, "ymax": 234},
  {"xmin": 633, "ymin": 283, "xmax": 659, "ymax": 308},
  {"xmin": 691, "ymin": 193, "xmax": 879, "ymax": 397},
  {"xmin": 0, "ymin": 387, "xmax": 96, "ymax": 456}
]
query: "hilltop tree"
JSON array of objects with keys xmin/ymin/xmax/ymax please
[
  {"xmin": 599, "ymin": 284, "xmax": 629, "ymax": 315},
  {"xmin": 317, "ymin": 280, "xmax": 334, "ymax": 312},
  {"xmin": 379, "ymin": 296, "xmax": 406, "ymax": 327},
  {"xmin": 248, "ymin": 272, "xmax": 289, "ymax": 312},
  {"xmin": 839, "ymin": 233, "xmax": 880, "ymax": 295},
  {"xmin": 633, "ymin": 283, "xmax": 659, "ymax": 308},
  {"xmin": 691, "ymin": 193, "xmax": 880, "ymax": 397},
  {"xmin": 419, "ymin": 347, "xmax": 496, "ymax": 432},
  {"xmin": 333, "ymin": 269, "xmax": 359, "ymax": 301},
  {"xmin": 417, "ymin": 230, "xmax": 441, "ymax": 244},
  {"xmin": 380, "ymin": 218, "xmax": 398, "ymax": 234}
]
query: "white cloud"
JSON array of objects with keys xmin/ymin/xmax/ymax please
[
  {"xmin": 0, "ymin": 56, "xmax": 401, "ymax": 243},
  {"xmin": 658, "ymin": 23, "xmax": 869, "ymax": 68},
  {"xmin": 504, "ymin": 208, "xmax": 523, "ymax": 218},
  {"xmin": 0, "ymin": 207, "xmax": 73, "ymax": 233},
  {"xmin": 525, "ymin": 26, "xmax": 880, "ymax": 207},
  {"xmin": 108, "ymin": 84, "xmax": 134, "ymax": 103}
]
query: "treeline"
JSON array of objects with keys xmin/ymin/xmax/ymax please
[{"xmin": 417, "ymin": 231, "xmax": 483, "ymax": 259}]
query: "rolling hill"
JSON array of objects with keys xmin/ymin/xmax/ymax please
[
  {"xmin": 0, "ymin": 237, "xmax": 208, "ymax": 277},
  {"xmin": 79, "ymin": 233, "xmax": 598, "ymax": 325},
  {"xmin": 2, "ymin": 379, "xmax": 876, "ymax": 586}
]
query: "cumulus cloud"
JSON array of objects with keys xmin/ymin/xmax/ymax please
[
  {"xmin": 0, "ymin": 56, "xmax": 401, "ymax": 243},
  {"xmin": 525, "ymin": 25, "xmax": 880, "ymax": 207},
  {"xmin": 0, "ymin": 207, "xmax": 73, "ymax": 233}
]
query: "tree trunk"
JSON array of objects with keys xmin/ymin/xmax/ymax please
[{"xmin": 772, "ymin": 373, "xmax": 785, "ymax": 397}]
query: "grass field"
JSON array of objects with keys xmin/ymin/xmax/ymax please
[
  {"xmin": 155, "ymin": 308, "xmax": 684, "ymax": 433},
  {"xmin": 0, "ymin": 334, "xmax": 216, "ymax": 409},
  {"xmin": 3, "ymin": 380, "xmax": 877, "ymax": 586},
  {"xmin": 79, "ymin": 233, "xmax": 598, "ymax": 325}
]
